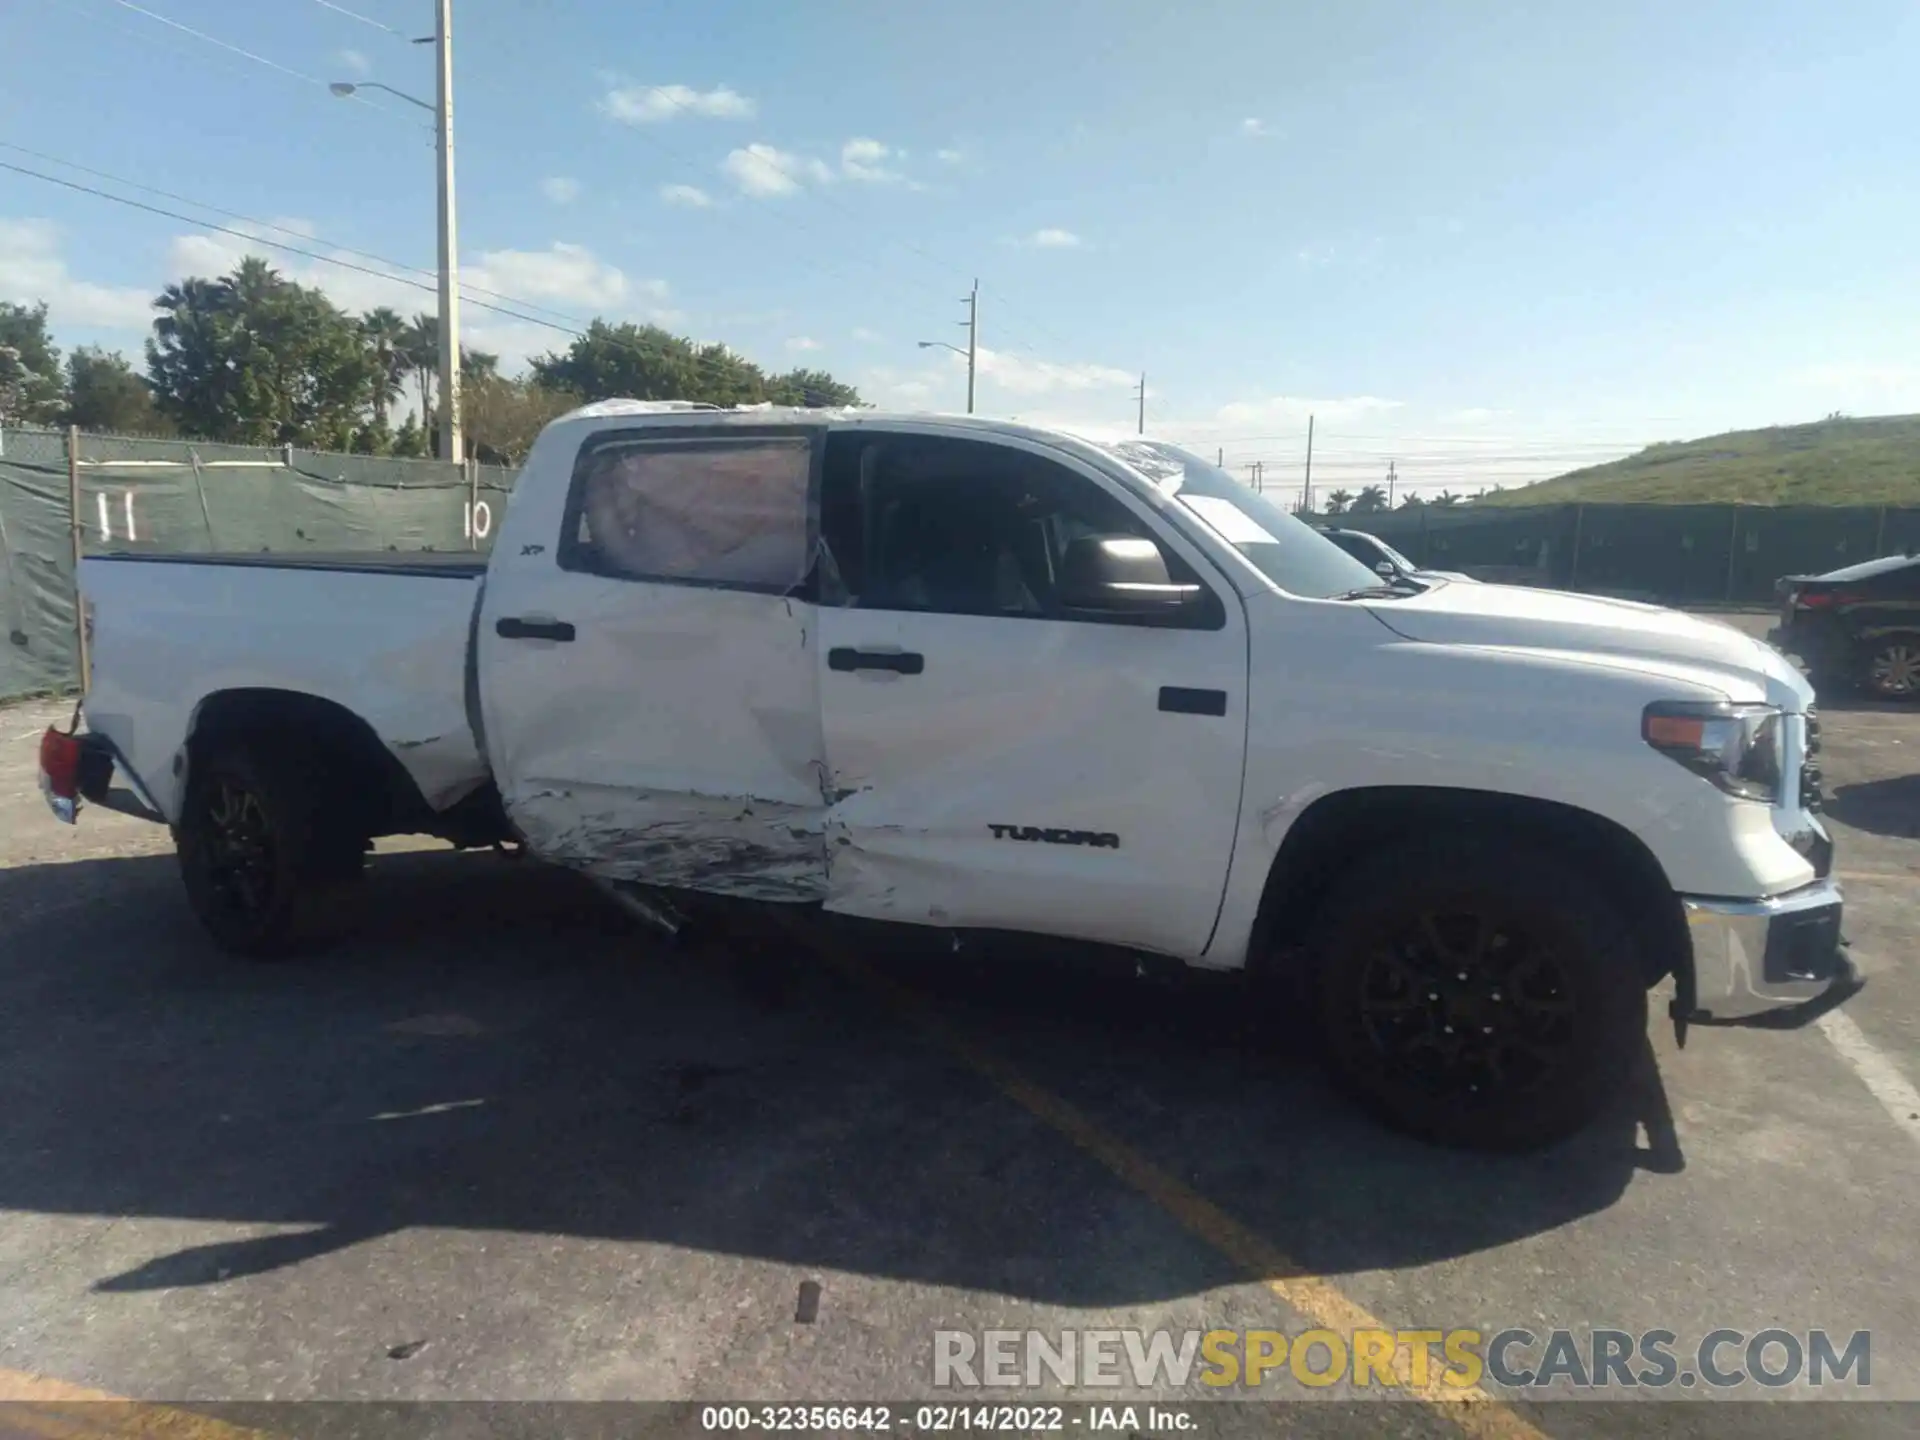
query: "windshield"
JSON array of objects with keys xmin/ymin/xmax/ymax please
[
  {"xmin": 1374, "ymin": 536, "xmax": 1420, "ymax": 572},
  {"xmin": 1094, "ymin": 439, "xmax": 1381, "ymax": 598}
]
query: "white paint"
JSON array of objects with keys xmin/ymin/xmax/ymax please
[
  {"xmin": 95, "ymin": 492, "xmax": 110, "ymax": 542},
  {"xmin": 1817, "ymin": 1010, "xmax": 1920, "ymax": 1150},
  {"xmin": 122, "ymin": 490, "xmax": 137, "ymax": 541},
  {"xmin": 76, "ymin": 556, "xmax": 488, "ymax": 821},
  {"xmin": 464, "ymin": 500, "xmax": 492, "ymax": 540}
]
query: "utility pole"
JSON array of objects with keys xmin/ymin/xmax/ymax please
[
  {"xmin": 1303, "ymin": 413, "xmax": 1315, "ymax": 514},
  {"xmin": 1216, "ymin": 446, "xmax": 1224, "ymax": 467},
  {"xmin": 433, "ymin": 0, "xmax": 462, "ymax": 461},
  {"xmin": 1133, "ymin": 372, "xmax": 1146, "ymax": 434},
  {"xmin": 1387, "ymin": 459, "xmax": 1397, "ymax": 510},
  {"xmin": 964, "ymin": 278, "xmax": 977, "ymax": 415}
]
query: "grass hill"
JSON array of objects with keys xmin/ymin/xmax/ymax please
[{"xmin": 1478, "ymin": 413, "xmax": 1920, "ymax": 507}]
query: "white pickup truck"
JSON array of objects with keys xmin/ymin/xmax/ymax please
[{"xmin": 40, "ymin": 401, "xmax": 1861, "ymax": 1150}]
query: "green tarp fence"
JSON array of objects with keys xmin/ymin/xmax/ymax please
[
  {"xmin": 1, "ymin": 426, "xmax": 514, "ymax": 701},
  {"xmin": 1340, "ymin": 502, "xmax": 1920, "ymax": 604}
]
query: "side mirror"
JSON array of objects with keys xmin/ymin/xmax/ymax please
[
  {"xmin": 1375, "ymin": 559, "xmax": 1398, "ymax": 578},
  {"xmin": 1057, "ymin": 535, "xmax": 1202, "ymax": 617}
]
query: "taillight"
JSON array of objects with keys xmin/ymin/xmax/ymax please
[
  {"xmin": 1796, "ymin": 589, "xmax": 1865, "ymax": 610},
  {"xmin": 39, "ymin": 727, "xmax": 80, "ymax": 799}
]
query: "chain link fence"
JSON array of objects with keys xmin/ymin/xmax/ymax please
[
  {"xmin": 1341, "ymin": 501, "xmax": 1920, "ymax": 603},
  {"xmin": 1, "ymin": 426, "xmax": 514, "ymax": 701}
]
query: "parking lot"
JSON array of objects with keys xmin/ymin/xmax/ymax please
[{"xmin": 3, "ymin": 639, "xmax": 1918, "ymax": 1437}]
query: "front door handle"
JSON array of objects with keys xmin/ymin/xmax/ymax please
[
  {"xmin": 496, "ymin": 616, "xmax": 576, "ymax": 642},
  {"xmin": 829, "ymin": 647, "xmax": 924, "ymax": 675}
]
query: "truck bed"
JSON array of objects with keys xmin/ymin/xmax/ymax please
[
  {"xmin": 78, "ymin": 552, "xmax": 491, "ymax": 823},
  {"xmin": 92, "ymin": 550, "xmax": 489, "ymax": 579}
]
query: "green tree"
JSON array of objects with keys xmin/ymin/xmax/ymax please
[
  {"xmin": 391, "ymin": 412, "xmax": 428, "ymax": 458},
  {"xmin": 401, "ymin": 312, "xmax": 439, "ymax": 422},
  {"xmin": 1350, "ymin": 484, "xmax": 1389, "ymax": 514},
  {"xmin": 147, "ymin": 259, "xmax": 381, "ymax": 446},
  {"xmin": 463, "ymin": 373, "xmax": 577, "ymax": 464},
  {"xmin": 460, "ymin": 347, "xmax": 500, "ymax": 383},
  {"xmin": 359, "ymin": 307, "xmax": 410, "ymax": 428},
  {"xmin": 64, "ymin": 347, "xmax": 170, "ymax": 434},
  {"xmin": 0, "ymin": 301, "xmax": 65, "ymax": 424},
  {"xmin": 1323, "ymin": 488, "xmax": 1352, "ymax": 516},
  {"xmin": 765, "ymin": 366, "xmax": 863, "ymax": 408},
  {"xmin": 1434, "ymin": 490, "xmax": 1463, "ymax": 506},
  {"xmin": 531, "ymin": 320, "xmax": 860, "ymax": 408}
]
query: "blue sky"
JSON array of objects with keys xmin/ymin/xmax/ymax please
[{"xmin": 3, "ymin": 0, "xmax": 1918, "ymax": 499}]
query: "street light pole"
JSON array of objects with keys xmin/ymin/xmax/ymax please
[
  {"xmin": 433, "ymin": 0, "xmax": 462, "ymax": 463},
  {"xmin": 964, "ymin": 278, "xmax": 977, "ymax": 415}
]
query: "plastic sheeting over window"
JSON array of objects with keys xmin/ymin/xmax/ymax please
[{"xmin": 574, "ymin": 437, "xmax": 812, "ymax": 591}]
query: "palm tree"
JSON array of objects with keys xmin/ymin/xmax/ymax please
[
  {"xmin": 460, "ymin": 347, "xmax": 500, "ymax": 383},
  {"xmin": 1324, "ymin": 488, "xmax": 1353, "ymax": 516},
  {"xmin": 401, "ymin": 312, "xmax": 438, "ymax": 423},
  {"xmin": 1435, "ymin": 490, "xmax": 1463, "ymax": 506},
  {"xmin": 360, "ymin": 308, "xmax": 410, "ymax": 428},
  {"xmin": 1351, "ymin": 484, "xmax": 1389, "ymax": 514}
]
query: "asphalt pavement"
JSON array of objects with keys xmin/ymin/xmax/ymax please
[{"xmin": 1, "ymin": 656, "xmax": 1917, "ymax": 1438}]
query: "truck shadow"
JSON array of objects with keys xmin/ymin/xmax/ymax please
[
  {"xmin": 1824, "ymin": 775, "xmax": 1920, "ymax": 840},
  {"xmin": 0, "ymin": 847, "xmax": 1680, "ymax": 1308}
]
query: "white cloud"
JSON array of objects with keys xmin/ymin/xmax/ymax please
[
  {"xmin": 935, "ymin": 147, "xmax": 967, "ymax": 165},
  {"xmin": 0, "ymin": 219, "xmax": 155, "ymax": 330},
  {"xmin": 659, "ymin": 183, "xmax": 713, "ymax": 208},
  {"xmin": 785, "ymin": 336, "xmax": 821, "ymax": 352},
  {"xmin": 1214, "ymin": 394, "xmax": 1403, "ymax": 427},
  {"xmin": 840, "ymin": 137, "xmax": 900, "ymax": 183},
  {"xmin": 1240, "ymin": 117, "xmax": 1271, "ymax": 137},
  {"xmin": 722, "ymin": 143, "xmax": 833, "ymax": 198},
  {"xmin": 851, "ymin": 326, "xmax": 881, "ymax": 342},
  {"xmin": 163, "ymin": 225, "xmax": 671, "ymax": 368},
  {"xmin": 1026, "ymin": 228, "xmax": 1081, "ymax": 249},
  {"xmin": 972, "ymin": 346, "xmax": 1132, "ymax": 395},
  {"xmin": 337, "ymin": 48, "xmax": 371, "ymax": 78},
  {"xmin": 1444, "ymin": 407, "xmax": 1508, "ymax": 425},
  {"xmin": 600, "ymin": 82, "xmax": 754, "ymax": 124},
  {"xmin": 541, "ymin": 176, "xmax": 581, "ymax": 204}
]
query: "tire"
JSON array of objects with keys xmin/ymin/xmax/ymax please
[
  {"xmin": 1306, "ymin": 837, "xmax": 1648, "ymax": 1152},
  {"xmin": 175, "ymin": 745, "xmax": 357, "ymax": 958},
  {"xmin": 1861, "ymin": 633, "xmax": 1920, "ymax": 701}
]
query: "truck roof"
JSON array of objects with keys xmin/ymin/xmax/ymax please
[{"xmin": 544, "ymin": 399, "xmax": 1170, "ymax": 454}]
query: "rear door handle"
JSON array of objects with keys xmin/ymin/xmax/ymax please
[
  {"xmin": 829, "ymin": 647, "xmax": 924, "ymax": 675},
  {"xmin": 495, "ymin": 616, "xmax": 576, "ymax": 642}
]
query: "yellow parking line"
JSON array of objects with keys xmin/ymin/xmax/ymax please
[
  {"xmin": 0, "ymin": 1371, "xmax": 266, "ymax": 1440},
  {"xmin": 809, "ymin": 942, "xmax": 1549, "ymax": 1440}
]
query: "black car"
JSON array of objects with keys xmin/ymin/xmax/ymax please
[{"xmin": 1769, "ymin": 551, "xmax": 1920, "ymax": 700}]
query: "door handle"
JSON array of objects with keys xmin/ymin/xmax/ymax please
[
  {"xmin": 495, "ymin": 616, "xmax": 576, "ymax": 642},
  {"xmin": 1159, "ymin": 686, "xmax": 1227, "ymax": 716},
  {"xmin": 828, "ymin": 647, "xmax": 924, "ymax": 675}
]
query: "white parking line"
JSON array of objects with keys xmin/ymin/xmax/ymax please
[{"xmin": 1817, "ymin": 1010, "xmax": 1920, "ymax": 1151}]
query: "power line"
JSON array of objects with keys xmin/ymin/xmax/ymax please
[
  {"xmin": 0, "ymin": 158, "xmax": 834, "ymax": 388},
  {"xmin": 0, "ymin": 140, "xmax": 589, "ymax": 327},
  {"xmin": 306, "ymin": 0, "xmax": 410, "ymax": 37},
  {"xmin": 103, "ymin": 0, "xmax": 395, "ymax": 110}
]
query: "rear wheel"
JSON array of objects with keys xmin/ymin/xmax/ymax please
[
  {"xmin": 1862, "ymin": 634, "xmax": 1920, "ymax": 701},
  {"xmin": 1307, "ymin": 838, "xmax": 1647, "ymax": 1152},
  {"xmin": 176, "ymin": 746, "xmax": 358, "ymax": 958}
]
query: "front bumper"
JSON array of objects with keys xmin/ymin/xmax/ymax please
[{"xmin": 1676, "ymin": 877, "xmax": 1862, "ymax": 1027}]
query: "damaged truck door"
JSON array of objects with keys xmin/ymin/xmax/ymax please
[
  {"xmin": 476, "ymin": 426, "xmax": 832, "ymax": 901},
  {"xmin": 813, "ymin": 427, "xmax": 1251, "ymax": 956}
]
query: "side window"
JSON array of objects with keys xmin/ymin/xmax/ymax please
[
  {"xmin": 561, "ymin": 433, "xmax": 813, "ymax": 592},
  {"xmin": 819, "ymin": 432, "xmax": 1219, "ymax": 626}
]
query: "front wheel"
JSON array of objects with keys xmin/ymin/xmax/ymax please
[
  {"xmin": 1308, "ymin": 838, "xmax": 1648, "ymax": 1152},
  {"xmin": 1862, "ymin": 634, "xmax": 1920, "ymax": 701},
  {"xmin": 176, "ymin": 746, "xmax": 352, "ymax": 958}
]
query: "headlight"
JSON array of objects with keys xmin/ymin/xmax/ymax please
[{"xmin": 1642, "ymin": 701, "xmax": 1783, "ymax": 803}]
